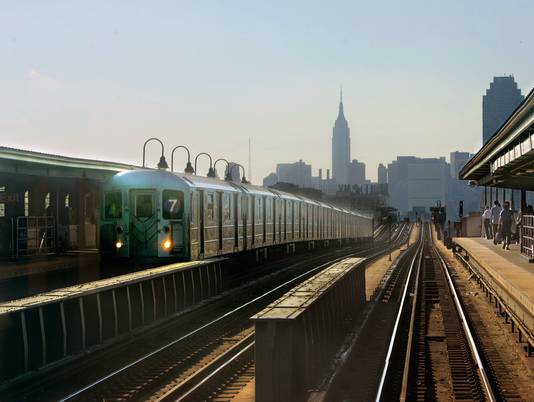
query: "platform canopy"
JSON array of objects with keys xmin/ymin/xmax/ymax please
[
  {"xmin": 460, "ymin": 87, "xmax": 534, "ymax": 190},
  {"xmin": 0, "ymin": 146, "xmax": 139, "ymax": 180}
]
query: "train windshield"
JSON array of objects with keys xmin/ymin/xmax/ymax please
[
  {"xmin": 162, "ymin": 190, "xmax": 184, "ymax": 220},
  {"xmin": 104, "ymin": 192, "xmax": 122, "ymax": 219}
]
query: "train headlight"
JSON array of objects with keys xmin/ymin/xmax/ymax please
[
  {"xmin": 162, "ymin": 239, "xmax": 173, "ymax": 250},
  {"xmin": 115, "ymin": 240, "xmax": 123, "ymax": 249}
]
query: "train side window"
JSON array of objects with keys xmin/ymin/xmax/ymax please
[
  {"xmin": 265, "ymin": 198, "xmax": 270, "ymax": 221},
  {"xmin": 206, "ymin": 192, "xmax": 214, "ymax": 221},
  {"xmin": 256, "ymin": 197, "xmax": 262, "ymax": 222},
  {"xmin": 162, "ymin": 190, "xmax": 184, "ymax": 219},
  {"xmin": 105, "ymin": 192, "xmax": 122, "ymax": 219},
  {"xmin": 223, "ymin": 193, "xmax": 231, "ymax": 222}
]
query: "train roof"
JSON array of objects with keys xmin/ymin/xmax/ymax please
[
  {"xmin": 174, "ymin": 172, "xmax": 242, "ymax": 193},
  {"xmin": 107, "ymin": 169, "xmax": 371, "ymax": 218}
]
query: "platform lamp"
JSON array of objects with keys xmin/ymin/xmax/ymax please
[
  {"xmin": 142, "ymin": 137, "xmax": 168, "ymax": 170},
  {"xmin": 233, "ymin": 163, "xmax": 249, "ymax": 184},
  {"xmin": 194, "ymin": 152, "xmax": 216, "ymax": 178},
  {"xmin": 171, "ymin": 145, "xmax": 194, "ymax": 174},
  {"xmin": 214, "ymin": 158, "xmax": 231, "ymax": 181}
]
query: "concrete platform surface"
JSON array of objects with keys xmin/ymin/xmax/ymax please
[
  {"xmin": 0, "ymin": 253, "xmax": 99, "ymax": 281},
  {"xmin": 454, "ymin": 237, "xmax": 534, "ymax": 334}
]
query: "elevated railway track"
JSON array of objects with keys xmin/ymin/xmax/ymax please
[{"xmin": 1, "ymin": 224, "xmax": 407, "ymax": 402}]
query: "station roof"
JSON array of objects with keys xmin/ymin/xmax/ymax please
[
  {"xmin": 0, "ymin": 146, "xmax": 139, "ymax": 181},
  {"xmin": 460, "ymin": 87, "xmax": 534, "ymax": 189}
]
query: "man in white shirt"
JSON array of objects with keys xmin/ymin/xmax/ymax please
[
  {"xmin": 490, "ymin": 200, "xmax": 502, "ymax": 244},
  {"xmin": 482, "ymin": 206, "xmax": 492, "ymax": 239}
]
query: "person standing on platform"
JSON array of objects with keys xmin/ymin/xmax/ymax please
[
  {"xmin": 499, "ymin": 201, "xmax": 513, "ymax": 250},
  {"xmin": 491, "ymin": 200, "xmax": 502, "ymax": 245},
  {"xmin": 482, "ymin": 206, "xmax": 492, "ymax": 239}
]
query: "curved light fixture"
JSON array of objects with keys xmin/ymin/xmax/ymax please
[
  {"xmin": 171, "ymin": 145, "xmax": 194, "ymax": 174},
  {"xmin": 194, "ymin": 152, "xmax": 216, "ymax": 178},
  {"xmin": 142, "ymin": 137, "xmax": 168, "ymax": 170},
  {"xmin": 232, "ymin": 163, "xmax": 248, "ymax": 184},
  {"xmin": 214, "ymin": 158, "xmax": 231, "ymax": 180}
]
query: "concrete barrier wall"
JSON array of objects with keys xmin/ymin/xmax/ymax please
[
  {"xmin": 253, "ymin": 257, "xmax": 366, "ymax": 402},
  {"xmin": 0, "ymin": 258, "xmax": 225, "ymax": 384}
]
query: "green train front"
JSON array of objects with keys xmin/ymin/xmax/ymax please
[{"xmin": 101, "ymin": 170, "xmax": 190, "ymax": 260}]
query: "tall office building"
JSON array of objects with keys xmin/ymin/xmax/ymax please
[
  {"xmin": 332, "ymin": 90, "xmax": 350, "ymax": 185},
  {"xmin": 449, "ymin": 151, "xmax": 473, "ymax": 179},
  {"xmin": 387, "ymin": 156, "xmax": 449, "ymax": 214},
  {"xmin": 483, "ymin": 76, "xmax": 524, "ymax": 144},
  {"xmin": 347, "ymin": 159, "xmax": 366, "ymax": 186},
  {"xmin": 276, "ymin": 160, "xmax": 312, "ymax": 188},
  {"xmin": 377, "ymin": 163, "xmax": 387, "ymax": 184}
]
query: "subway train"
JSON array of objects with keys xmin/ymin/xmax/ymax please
[{"xmin": 100, "ymin": 168, "xmax": 373, "ymax": 261}]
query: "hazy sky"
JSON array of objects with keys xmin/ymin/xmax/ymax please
[{"xmin": 1, "ymin": 1, "xmax": 533, "ymax": 182}]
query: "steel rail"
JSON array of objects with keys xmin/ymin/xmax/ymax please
[
  {"xmin": 59, "ymin": 224, "xmax": 409, "ymax": 402},
  {"xmin": 172, "ymin": 338, "xmax": 255, "ymax": 402},
  {"xmin": 398, "ymin": 234, "xmax": 423, "ymax": 402},
  {"xmin": 374, "ymin": 225, "xmax": 424, "ymax": 402},
  {"xmin": 434, "ymin": 243, "xmax": 497, "ymax": 402}
]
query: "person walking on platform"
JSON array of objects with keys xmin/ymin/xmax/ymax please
[
  {"xmin": 491, "ymin": 200, "xmax": 502, "ymax": 245},
  {"xmin": 482, "ymin": 206, "xmax": 492, "ymax": 239},
  {"xmin": 499, "ymin": 201, "xmax": 514, "ymax": 250}
]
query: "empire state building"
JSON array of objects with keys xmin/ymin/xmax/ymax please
[{"xmin": 332, "ymin": 90, "xmax": 350, "ymax": 184}]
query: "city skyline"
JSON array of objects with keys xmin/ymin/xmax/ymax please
[{"xmin": 1, "ymin": 2, "xmax": 533, "ymax": 182}]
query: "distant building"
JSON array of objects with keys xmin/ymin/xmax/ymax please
[
  {"xmin": 276, "ymin": 160, "xmax": 312, "ymax": 188},
  {"xmin": 483, "ymin": 76, "xmax": 524, "ymax": 144},
  {"xmin": 347, "ymin": 159, "xmax": 365, "ymax": 186},
  {"xmin": 311, "ymin": 168, "xmax": 337, "ymax": 196},
  {"xmin": 332, "ymin": 90, "xmax": 350, "ymax": 185},
  {"xmin": 449, "ymin": 151, "xmax": 473, "ymax": 179},
  {"xmin": 377, "ymin": 163, "xmax": 387, "ymax": 184},
  {"xmin": 448, "ymin": 151, "xmax": 481, "ymax": 218},
  {"xmin": 263, "ymin": 172, "xmax": 278, "ymax": 187},
  {"xmin": 387, "ymin": 156, "xmax": 449, "ymax": 215}
]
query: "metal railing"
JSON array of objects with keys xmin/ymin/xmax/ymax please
[
  {"xmin": 521, "ymin": 215, "xmax": 534, "ymax": 259},
  {"xmin": 16, "ymin": 216, "xmax": 55, "ymax": 257}
]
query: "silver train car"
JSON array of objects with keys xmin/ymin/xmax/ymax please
[{"xmin": 100, "ymin": 169, "xmax": 373, "ymax": 260}]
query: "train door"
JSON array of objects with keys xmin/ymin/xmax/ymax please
[
  {"xmin": 199, "ymin": 190, "xmax": 205, "ymax": 256},
  {"xmin": 262, "ymin": 196, "xmax": 266, "ymax": 243},
  {"xmin": 129, "ymin": 189, "xmax": 157, "ymax": 257},
  {"xmin": 283, "ymin": 200, "xmax": 287, "ymax": 241},
  {"xmin": 242, "ymin": 194, "xmax": 248, "ymax": 250},
  {"xmin": 272, "ymin": 198, "xmax": 278, "ymax": 243},
  {"xmin": 234, "ymin": 193, "xmax": 239, "ymax": 250},
  {"xmin": 218, "ymin": 192, "xmax": 223, "ymax": 252},
  {"xmin": 251, "ymin": 196, "xmax": 255, "ymax": 246}
]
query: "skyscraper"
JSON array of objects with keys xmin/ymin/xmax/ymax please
[
  {"xmin": 449, "ymin": 151, "xmax": 473, "ymax": 179},
  {"xmin": 332, "ymin": 89, "xmax": 350, "ymax": 184},
  {"xmin": 377, "ymin": 163, "xmax": 387, "ymax": 184},
  {"xmin": 276, "ymin": 160, "xmax": 312, "ymax": 188},
  {"xmin": 483, "ymin": 76, "xmax": 524, "ymax": 144},
  {"xmin": 347, "ymin": 159, "xmax": 365, "ymax": 186}
]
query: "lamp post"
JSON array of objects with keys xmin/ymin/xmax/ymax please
[
  {"xmin": 142, "ymin": 138, "xmax": 168, "ymax": 170},
  {"xmin": 214, "ymin": 158, "xmax": 232, "ymax": 181},
  {"xmin": 232, "ymin": 163, "xmax": 248, "ymax": 184},
  {"xmin": 194, "ymin": 152, "xmax": 216, "ymax": 178},
  {"xmin": 171, "ymin": 145, "xmax": 194, "ymax": 174}
]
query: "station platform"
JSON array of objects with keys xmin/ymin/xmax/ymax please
[
  {"xmin": 0, "ymin": 252, "xmax": 99, "ymax": 281},
  {"xmin": 453, "ymin": 237, "xmax": 534, "ymax": 337}
]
